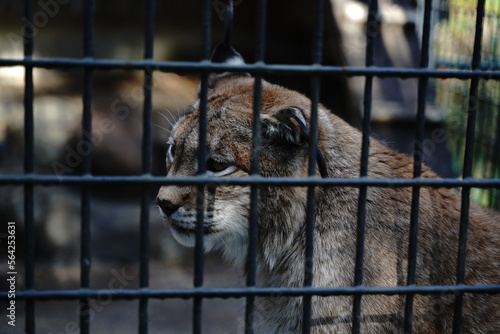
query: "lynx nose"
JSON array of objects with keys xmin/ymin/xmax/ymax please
[{"xmin": 156, "ymin": 198, "xmax": 180, "ymax": 217}]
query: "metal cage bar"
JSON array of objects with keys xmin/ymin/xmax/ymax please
[
  {"xmin": 2, "ymin": 175, "xmax": 500, "ymax": 187},
  {"xmin": 301, "ymin": 0, "xmax": 325, "ymax": 332},
  {"xmin": 245, "ymin": 0, "xmax": 268, "ymax": 330},
  {"xmin": 404, "ymin": 0, "xmax": 434, "ymax": 332},
  {"xmin": 193, "ymin": 1, "xmax": 212, "ymax": 332},
  {"xmin": 351, "ymin": 0, "xmax": 378, "ymax": 332},
  {"xmin": 23, "ymin": 0, "xmax": 35, "ymax": 332},
  {"xmin": 453, "ymin": 0, "xmax": 487, "ymax": 332},
  {"xmin": 8, "ymin": 283, "xmax": 500, "ymax": 300},
  {"xmin": 79, "ymin": 1, "xmax": 95, "ymax": 333},
  {"xmin": 193, "ymin": 71, "xmax": 208, "ymax": 333},
  {"xmin": 245, "ymin": 76, "xmax": 262, "ymax": 334},
  {"xmin": 139, "ymin": 0, "xmax": 156, "ymax": 333},
  {"xmin": 0, "ymin": 1, "xmax": 498, "ymax": 333},
  {"xmin": 244, "ymin": 0, "xmax": 267, "ymax": 331},
  {"xmin": 1, "ymin": 57, "xmax": 499, "ymax": 78}
]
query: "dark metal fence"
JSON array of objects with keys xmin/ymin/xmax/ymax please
[{"xmin": 0, "ymin": 0, "xmax": 499, "ymax": 333}]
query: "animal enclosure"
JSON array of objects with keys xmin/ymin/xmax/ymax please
[{"xmin": 0, "ymin": 0, "xmax": 499, "ymax": 333}]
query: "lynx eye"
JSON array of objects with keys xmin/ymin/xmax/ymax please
[
  {"xmin": 167, "ymin": 139, "xmax": 175, "ymax": 163},
  {"xmin": 206, "ymin": 157, "xmax": 236, "ymax": 175}
]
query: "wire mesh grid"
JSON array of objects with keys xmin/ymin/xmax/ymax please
[{"xmin": 0, "ymin": 0, "xmax": 499, "ymax": 333}]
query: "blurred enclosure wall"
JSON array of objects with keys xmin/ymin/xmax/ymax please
[
  {"xmin": 0, "ymin": 0, "xmax": 499, "ymax": 333},
  {"xmin": 432, "ymin": 0, "xmax": 500, "ymax": 209}
]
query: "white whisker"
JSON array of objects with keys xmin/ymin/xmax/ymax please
[
  {"xmin": 151, "ymin": 211, "xmax": 165, "ymax": 222},
  {"xmin": 172, "ymin": 96, "xmax": 181, "ymax": 114},
  {"xmin": 153, "ymin": 123, "xmax": 171, "ymax": 134},
  {"xmin": 156, "ymin": 110, "xmax": 175, "ymax": 128},
  {"xmin": 164, "ymin": 108, "xmax": 178, "ymax": 124},
  {"xmin": 210, "ymin": 223, "xmax": 233, "ymax": 257}
]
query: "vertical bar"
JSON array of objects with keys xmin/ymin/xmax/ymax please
[
  {"xmin": 352, "ymin": 0, "xmax": 377, "ymax": 332},
  {"xmin": 245, "ymin": 1, "xmax": 266, "ymax": 333},
  {"xmin": 23, "ymin": 0, "xmax": 35, "ymax": 333},
  {"xmin": 474, "ymin": 81, "xmax": 488, "ymax": 206},
  {"xmin": 453, "ymin": 0, "xmax": 486, "ymax": 332},
  {"xmin": 193, "ymin": 73, "xmax": 208, "ymax": 334},
  {"xmin": 80, "ymin": 1, "xmax": 95, "ymax": 333},
  {"xmin": 245, "ymin": 77, "xmax": 262, "ymax": 334},
  {"xmin": 491, "ymin": 105, "xmax": 500, "ymax": 209},
  {"xmin": 139, "ymin": 1, "xmax": 156, "ymax": 333},
  {"xmin": 254, "ymin": 0, "xmax": 267, "ymax": 63},
  {"xmin": 201, "ymin": 0, "xmax": 212, "ymax": 61},
  {"xmin": 404, "ymin": 0, "xmax": 433, "ymax": 332},
  {"xmin": 301, "ymin": 79, "xmax": 320, "ymax": 334},
  {"xmin": 193, "ymin": 2, "xmax": 211, "ymax": 332},
  {"xmin": 302, "ymin": 1, "xmax": 324, "ymax": 333}
]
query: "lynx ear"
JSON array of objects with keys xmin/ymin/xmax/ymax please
[
  {"xmin": 211, "ymin": 43, "xmax": 245, "ymax": 65},
  {"xmin": 262, "ymin": 107, "xmax": 329, "ymax": 178},
  {"xmin": 262, "ymin": 107, "xmax": 308, "ymax": 146},
  {"xmin": 208, "ymin": 39, "xmax": 249, "ymax": 89}
]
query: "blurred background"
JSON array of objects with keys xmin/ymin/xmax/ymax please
[{"xmin": 0, "ymin": 0, "xmax": 499, "ymax": 333}]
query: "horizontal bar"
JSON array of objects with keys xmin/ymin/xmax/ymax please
[
  {"xmin": 0, "ymin": 175, "xmax": 499, "ymax": 188},
  {"xmin": 2, "ymin": 284, "xmax": 499, "ymax": 301},
  {"xmin": 0, "ymin": 58, "xmax": 499, "ymax": 79},
  {"xmin": 435, "ymin": 61, "xmax": 499, "ymax": 71}
]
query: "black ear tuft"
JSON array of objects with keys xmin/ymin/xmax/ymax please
[
  {"xmin": 210, "ymin": 43, "xmax": 245, "ymax": 65},
  {"xmin": 207, "ymin": 0, "xmax": 249, "ymax": 88},
  {"xmin": 211, "ymin": 0, "xmax": 243, "ymax": 64},
  {"xmin": 262, "ymin": 107, "xmax": 308, "ymax": 146}
]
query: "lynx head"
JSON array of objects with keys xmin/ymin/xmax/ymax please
[
  {"xmin": 157, "ymin": 76, "xmax": 327, "ymax": 259},
  {"xmin": 156, "ymin": 41, "xmax": 331, "ymax": 266}
]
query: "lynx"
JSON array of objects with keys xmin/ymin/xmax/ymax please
[{"xmin": 156, "ymin": 44, "xmax": 499, "ymax": 333}]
